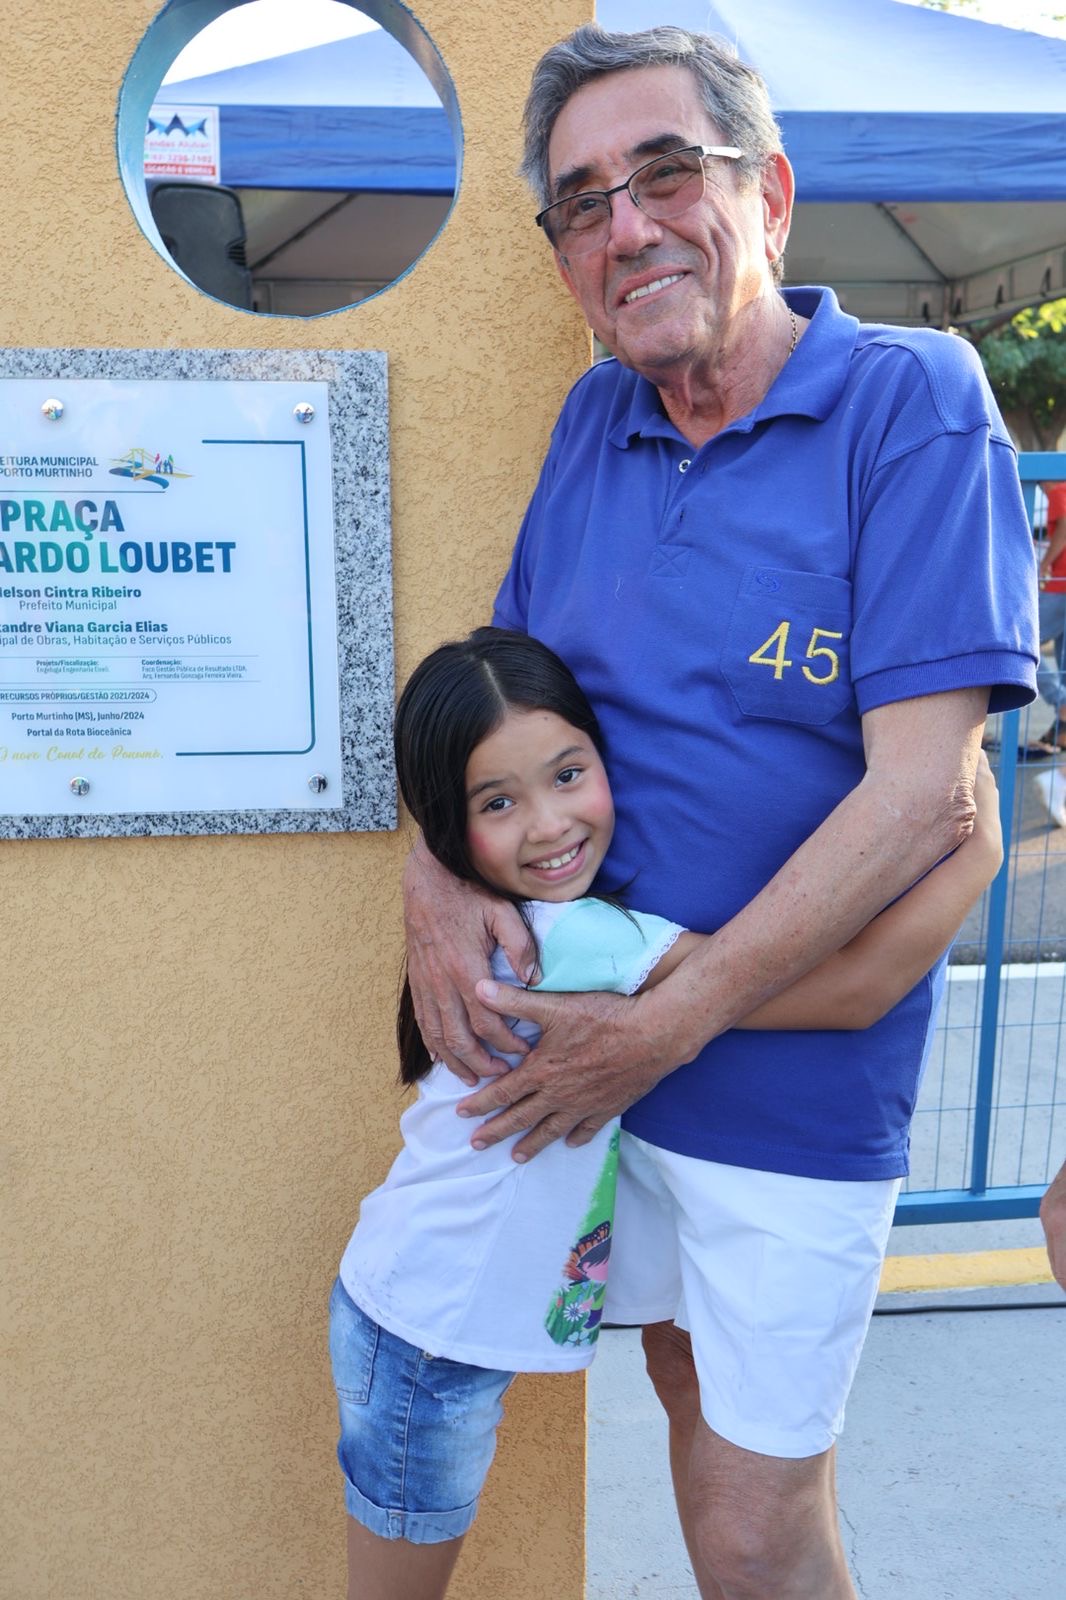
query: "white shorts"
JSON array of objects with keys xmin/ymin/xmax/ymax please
[{"xmin": 604, "ymin": 1132, "xmax": 901, "ymax": 1460}]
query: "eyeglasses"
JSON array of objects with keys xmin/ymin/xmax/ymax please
[{"xmin": 535, "ymin": 144, "xmax": 744, "ymax": 256}]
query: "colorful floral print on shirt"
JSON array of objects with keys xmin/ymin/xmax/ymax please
[{"xmin": 544, "ymin": 1128, "xmax": 619, "ymax": 1348}]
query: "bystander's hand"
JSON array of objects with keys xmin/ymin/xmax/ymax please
[{"xmin": 1039, "ymin": 1159, "xmax": 1066, "ymax": 1290}]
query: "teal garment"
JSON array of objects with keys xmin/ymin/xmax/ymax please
[{"xmin": 534, "ymin": 899, "xmax": 682, "ymax": 996}]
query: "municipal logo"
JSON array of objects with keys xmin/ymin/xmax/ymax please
[{"xmin": 110, "ymin": 448, "xmax": 191, "ymax": 490}]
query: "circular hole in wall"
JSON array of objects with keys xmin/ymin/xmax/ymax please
[{"xmin": 118, "ymin": 0, "xmax": 461, "ymax": 316}]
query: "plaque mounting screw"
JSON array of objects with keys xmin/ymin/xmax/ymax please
[
  {"xmin": 69, "ymin": 777, "xmax": 90, "ymax": 797},
  {"xmin": 293, "ymin": 402, "xmax": 315, "ymax": 425},
  {"xmin": 42, "ymin": 398, "xmax": 65, "ymax": 421},
  {"xmin": 308, "ymin": 774, "xmax": 328, "ymax": 793}
]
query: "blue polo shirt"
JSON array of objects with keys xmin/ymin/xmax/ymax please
[{"xmin": 493, "ymin": 286, "xmax": 1037, "ymax": 1181}]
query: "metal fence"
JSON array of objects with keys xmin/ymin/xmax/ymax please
[{"xmin": 897, "ymin": 451, "xmax": 1066, "ymax": 1223}]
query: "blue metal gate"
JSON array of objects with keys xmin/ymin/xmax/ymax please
[{"xmin": 897, "ymin": 451, "xmax": 1066, "ymax": 1224}]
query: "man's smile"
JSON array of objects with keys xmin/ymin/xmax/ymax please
[{"xmin": 622, "ymin": 272, "xmax": 685, "ymax": 305}]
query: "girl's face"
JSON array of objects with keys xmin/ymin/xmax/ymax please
[{"xmin": 464, "ymin": 708, "xmax": 615, "ymax": 902}]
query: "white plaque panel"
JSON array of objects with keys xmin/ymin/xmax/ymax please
[{"xmin": 0, "ymin": 350, "xmax": 394, "ymax": 836}]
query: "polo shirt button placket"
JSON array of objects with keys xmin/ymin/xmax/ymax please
[{"xmin": 652, "ymin": 449, "xmax": 694, "ymax": 574}]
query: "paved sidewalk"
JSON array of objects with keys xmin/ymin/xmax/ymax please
[{"xmin": 587, "ymin": 1241, "xmax": 1066, "ymax": 1599}]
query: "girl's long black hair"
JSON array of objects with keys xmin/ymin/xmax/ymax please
[{"xmin": 395, "ymin": 627, "xmax": 608, "ymax": 1085}]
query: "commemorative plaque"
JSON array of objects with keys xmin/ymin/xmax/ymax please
[{"xmin": 0, "ymin": 349, "xmax": 394, "ymax": 836}]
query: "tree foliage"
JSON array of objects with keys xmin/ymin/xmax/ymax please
[
  {"xmin": 968, "ymin": 301, "xmax": 1066, "ymax": 450},
  {"xmin": 916, "ymin": 0, "xmax": 1065, "ymax": 23}
]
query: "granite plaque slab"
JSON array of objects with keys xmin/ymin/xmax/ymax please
[{"xmin": 0, "ymin": 349, "xmax": 394, "ymax": 837}]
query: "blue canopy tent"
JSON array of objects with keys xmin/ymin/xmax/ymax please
[
  {"xmin": 606, "ymin": 0, "xmax": 1066, "ymax": 203},
  {"xmin": 155, "ymin": 27, "xmax": 454, "ymax": 194},
  {"xmin": 603, "ymin": 0, "xmax": 1066, "ymax": 325},
  {"xmin": 153, "ymin": 27, "xmax": 457, "ymax": 313},
  {"xmin": 154, "ymin": 0, "xmax": 1066, "ymax": 320}
]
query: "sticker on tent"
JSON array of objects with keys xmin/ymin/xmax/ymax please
[{"xmin": 144, "ymin": 104, "xmax": 220, "ymax": 184}]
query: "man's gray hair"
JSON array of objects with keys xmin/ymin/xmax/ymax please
[{"xmin": 521, "ymin": 23, "xmax": 783, "ymax": 209}]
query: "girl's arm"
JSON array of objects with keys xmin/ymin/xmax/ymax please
[{"xmin": 641, "ymin": 753, "xmax": 1002, "ymax": 1030}]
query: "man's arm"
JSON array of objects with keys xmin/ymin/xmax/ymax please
[
  {"xmin": 459, "ymin": 687, "xmax": 988, "ymax": 1158},
  {"xmin": 735, "ymin": 748, "xmax": 1002, "ymax": 1030},
  {"xmin": 402, "ymin": 835, "xmax": 541, "ymax": 1084},
  {"xmin": 636, "ymin": 749, "xmax": 1000, "ymax": 1030}
]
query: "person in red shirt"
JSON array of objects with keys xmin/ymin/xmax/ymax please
[{"xmin": 1029, "ymin": 482, "xmax": 1066, "ymax": 752}]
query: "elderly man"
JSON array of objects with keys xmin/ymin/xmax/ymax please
[{"xmin": 404, "ymin": 24, "xmax": 1037, "ymax": 1600}]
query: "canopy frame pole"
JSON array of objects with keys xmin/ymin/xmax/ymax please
[
  {"xmin": 248, "ymin": 193, "xmax": 361, "ymax": 272},
  {"xmin": 874, "ymin": 202, "xmax": 951, "ymax": 324}
]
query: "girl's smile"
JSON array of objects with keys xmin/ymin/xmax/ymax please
[{"xmin": 465, "ymin": 708, "xmax": 615, "ymax": 902}]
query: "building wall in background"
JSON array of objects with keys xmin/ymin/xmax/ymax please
[{"xmin": 0, "ymin": 3, "xmax": 591, "ymax": 1595}]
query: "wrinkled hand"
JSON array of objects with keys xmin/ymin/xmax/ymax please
[
  {"xmin": 457, "ymin": 980, "xmax": 681, "ymax": 1160},
  {"xmin": 403, "ymin": 841, "xmax": 537, "ymax": 1085},
  {"xmin": 1040, "ymin": 1159, "xmax": 1066, "ymax": 1291}
]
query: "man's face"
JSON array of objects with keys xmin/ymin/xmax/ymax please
[{"xmin": 545, "ymin": 65, "xmax": 792, "ymax": 376}]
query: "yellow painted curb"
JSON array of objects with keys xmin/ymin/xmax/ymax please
[{"xmin": 880, "ymin": 1247, "xmax": 1053, "ymax": 1294}]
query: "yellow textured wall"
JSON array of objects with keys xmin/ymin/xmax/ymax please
[{"xmin": 0, "ymin": 3, "xmax": 592, "ymax": 1596}]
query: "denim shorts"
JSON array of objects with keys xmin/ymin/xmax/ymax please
[{"xmin": 329, "ymin": 1278, "xmax": 515, "ymax": 1543}]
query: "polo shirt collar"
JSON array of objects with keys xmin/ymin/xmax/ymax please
[{"xmin": 606, "ymin": 286, "xmax": 861, "ymax": 448}]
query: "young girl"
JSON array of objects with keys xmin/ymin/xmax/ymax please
[{"xmin": 331, "ymin": 627, "xmax": 1001, "ymax": 1600}]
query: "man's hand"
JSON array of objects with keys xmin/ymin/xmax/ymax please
[
  {"xmin": 1040, "ymin": 1159, "xmax": 1066, "ymax": 1290},
  {"xmin": 403, "ymin": 841, "xmax": 537, "ymax": 1084},
  {"xmin": 457, "ymin": 981, "xmax": 683, "ymax": 1159}
]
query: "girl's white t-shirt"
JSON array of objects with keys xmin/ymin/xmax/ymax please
[{"xmin": 339, "ymin": 897, "xmax": 683, "ymax": 1372}]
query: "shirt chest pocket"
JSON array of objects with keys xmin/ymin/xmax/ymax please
[{"xmin": 721, "ymin": 566, "xmax": 853, "ymax": 725}]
